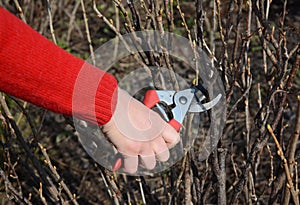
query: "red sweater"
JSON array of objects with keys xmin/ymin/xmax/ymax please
[{"xmin": 0, "ymin": 7, "xmax": 117, "ymax": 125}]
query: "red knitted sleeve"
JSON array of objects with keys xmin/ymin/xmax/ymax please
[{"xmin": 0, "ymin": 7, "xmax": 118, "ymax": 125}]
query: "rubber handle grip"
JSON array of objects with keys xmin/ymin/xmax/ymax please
[
  {"xmin": 144, "ymin": 90, "xmax": 181, "ymax": 132},
  {"xmin": 143, "ymin": 90, "xmax": 160, "ymax": 108},
  {"xmin": 168, "ymin": 119, "xmax": 182, "ymax": 132}
]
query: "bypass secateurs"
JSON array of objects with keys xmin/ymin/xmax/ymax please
[{"xmin": 112, "ymin": 84, "xmax": 222, "ymax": 171}]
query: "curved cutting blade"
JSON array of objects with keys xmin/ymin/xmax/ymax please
[{"xmin": 189, "ymin": 94, "xmax": 222, "ymax": 113}]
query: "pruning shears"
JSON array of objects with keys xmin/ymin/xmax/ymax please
[{"xmin": 112, "ymin": 84, "xmax": 222, "ymax": 172}]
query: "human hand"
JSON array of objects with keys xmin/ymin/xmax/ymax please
[{"xmin": 102, "ymin": 88, "xmax": 180, "ymax": 174}]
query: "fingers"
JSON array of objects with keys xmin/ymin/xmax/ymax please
[
  {"xmin": 152, "ymin": 137, "xmax": 170, "ymax": 162},
  {"xmin": 139, "ymin": 135, "xmax": 172, "ymax": 171},
  {"xmin": 140, "ymin": 145, "xmax": 156, "ymax": 170},
  {"xmin": 140, "ymin": 154, "xmax": 156, "ymax": 170},
  {"xmin": 123, "ymin": 155, "xmax": 138, "ymax": 174},
  {"xmin": 120, "ymin": 134, "xmax": 178, "ymax": 174},
  {"xmin": 122, "ymin": 124, "xmax": 179, "ymax": 173},
  {"xmin": 162, "ymin": 124, "xmax": 180, "ymax": 148},
  {"xmin": 122, "ymin": 136, "xmax": 171, "ymax": 173}
]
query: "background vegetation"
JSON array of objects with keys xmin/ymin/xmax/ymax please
[{"xmin": 0, "ymin": 0, "xmax": 299, "ymax": 204}]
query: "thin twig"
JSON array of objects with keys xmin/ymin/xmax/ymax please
[
  {"xmin": 66, "ymin": 0, "xmax": 81, "ymax": 45},
  {"xmin": 168, "ymin": 151, "xmax": 189, "ymax": 203},
  {"xmin": 195, "ymin": 0, "xmax": 204, "ymax": 48},
  {"xmin": 13, "ymin": 0, "xmax": 27, "ymax": 23},
  {"xmin": 0, "ymin": 94, "xmax": 60, "ymax": 202},
  {"xmin": 163, "ymin": 0, "xmax": 174, "ymax": 31},
  {"xmin": 104, "ymin": 170, "xmax": 122, "ymax": 203},
  {"xmin": 46, "ymin": 0, "xmax": 57, "ymax": 44},
  {"xmin": 128, "ymin": 0, "xmax": 141, "ymax": 31},
  {"xmin": 214, "ymin": 148, "xmax": 227, "ymax": 205},
  {"xmin": 113, "ymin": 0, "xmax": 135, "ymax": 32},
  {"xmin": 176, "ymin": 0, "xmax": 192, "ymax": 44},
  {"xmin": 0, "ymin": 168, "xmax": 32, "ymax": 204},
  {"xmin": 267, "ymin": 125, "xmax": 299, "ymax": 205},
  {"xmin": 283, "ymin": 95, "xmax": 300, "ymax": 204},
  {"xmin": 137, "ymin": 177, "xmax": 146, "ymax": 204},
  {"xmin": 266, "ymin": 145, "xmax": 274, "ymax": 186},
  {"xmin": 184, "ymin": 154, "xmax": 191, "ymax": 205},
  {"xmin": 93, "ymin": 0, "xmax": 150, "ymax": 72},
  {"xmin": 38, "ymin": 182, "xmax": 48, "ymax": 205},
  {"xmin": 38, "ymin": 143, "xmax": 79, "ymax": 205},
  {"xmin": 80, "ymin": 0, "xmax": 95, "ymax": 65},
  {"xmin": 113, "ymin": 4, "xmax": 120, "ymax": 61}
]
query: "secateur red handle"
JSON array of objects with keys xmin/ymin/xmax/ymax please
[
  {"xmin": 112, "ymin": 90, "xmax": 181, "ymax": 172},
  {"xmin": 143, "ymin": 90, "xmax": 182, "ymax": 132}
]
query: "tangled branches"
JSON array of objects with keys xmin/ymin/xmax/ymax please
[{"xmin": 0, "ymin": 0, "xmax": 299, "ymax": 204}]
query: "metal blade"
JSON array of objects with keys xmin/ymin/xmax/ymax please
[{"xmin": 188, "ymin": 94, "xmax": 222, "ymax": 113}]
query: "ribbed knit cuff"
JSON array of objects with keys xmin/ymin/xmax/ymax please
[
  {"xmin": 72, "ymin": 62, "xmax": 119, "ymax": 126},
  {"xmin": 95, "ymin": 73, "xmax": 118, "ymax": 125}
]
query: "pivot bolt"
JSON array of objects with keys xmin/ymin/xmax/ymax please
[{"xmin": 179, "ymin": 96, "xmax": 187, "ymax": 104}]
